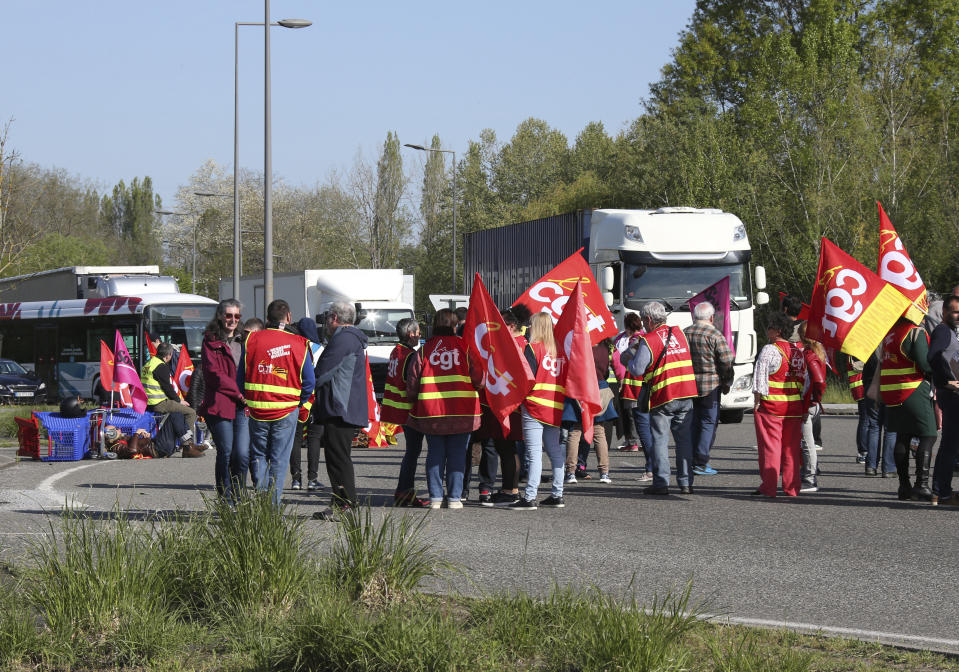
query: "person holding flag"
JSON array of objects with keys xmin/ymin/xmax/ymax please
[
  {"xmin": 509, "ymin": 312, "xmax": 568, "ymax": 510},
  {"xmin": 141, "ymin": 341, "xmax": 206, "ymax": 457},
  {"xmin": 625, "ymin": 301, "xmax": 699, "ymax": 495},
  {"xmin": 405, "ymin": 308, "xmax": 482, "ymax": 510}
]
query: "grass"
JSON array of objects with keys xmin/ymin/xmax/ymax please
[
  {"xmin": 1, "ymin": 496, "xmax": 957, "ymax": 671},
  {"xmin": 0, "ymin": 404, "xmax": 58, "ymax": 439}
]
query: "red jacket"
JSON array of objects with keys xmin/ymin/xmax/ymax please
[
  {"xmin": 804, "ymin": 348, "xmax": 827, "ymax": 407},
  {"xmin": 199, "ymin": 331, "xmax": 244, "ymax": 420}
]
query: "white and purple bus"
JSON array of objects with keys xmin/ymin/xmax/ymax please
[{"xmin": 0, "ymin": 293, "xmax": 217, "ymax": 401}]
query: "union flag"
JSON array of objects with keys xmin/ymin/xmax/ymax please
[{"xmin": 877, "ymin": 201, "xmax": 927, "ymax": 325}]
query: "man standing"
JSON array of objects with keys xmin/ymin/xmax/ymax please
[
  {"xmin": 928, "ymin": 294, "xmax": 959, "ymax": 506},
  {"xmin": 626, "ymin": 301, "xmax": 699, "ymax": 495},
  {"xmin": 141, "ymin": 341, "xmax": 206, "ymax": 457},
  {"xmin": 241, "ymin": 299, "xmax": 314, "ymax": 506},
  {"xmin": 313, "ymin": 300, "xmax": 369, "ymax": 517},
  {"xmin": 684, "ymin": 301, "xmax": 734, "ymax": 475}
]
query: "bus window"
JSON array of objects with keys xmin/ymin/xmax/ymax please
[{"xmin": 145, "ymin": 304, "xmax": 215, "ymax": 360}]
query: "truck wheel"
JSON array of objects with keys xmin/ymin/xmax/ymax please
[{"xmin": 719, "ymin": 409, "xmax": 744, "ymax": 424}]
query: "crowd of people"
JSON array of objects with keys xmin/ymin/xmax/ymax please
[{"xmin": 139, "ymin": 289, "xmax": 959, "ymax": 515}]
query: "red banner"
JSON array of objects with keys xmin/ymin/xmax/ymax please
[
  {"xmin": 554, "ymin": 280, "xmax": 601, "ymax": 444},
  {"xmin": 113, "ymin": 330, "xmax": 148, "ymax": 413},
  {"xmin": 172, "ymin": 347, "xmax": 194, "ymax": 399},
  {"xmin": 464, "ymin": 273, "xmax": 534, "ymax": 435},
  {"xmin": 805, "ymin": 238, "xmax": 911, "ymax": 362},
  {"xmin": 100, "ymin": 340, "xmax": 115, "ymax": 391},
  {"xmin": 512, "ymin": 249, "xmax": 617, "ymax": 345},
  {"xmin": 877, "ymin": 201, "xmax": 927, "ymax": 325}
]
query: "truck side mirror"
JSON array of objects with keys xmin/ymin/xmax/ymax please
[
  {"xmin": 754, "ymin": 265, "xmax": 767, "ymax": 291},
  {"xmin": 602, "ymin": 291, "xmax": 614, "ymax": 307},
  {"xmin": 755, "ymin": 291, "xmax": 769, "ymax": 306},
  {"xmin": 601, "ymin": 267, "xmax": 614, "ymax": 292}
]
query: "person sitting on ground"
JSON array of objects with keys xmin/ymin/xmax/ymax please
[{"xmin": 141, "ymin": 341, "xmax": 207, "ymax": 456}]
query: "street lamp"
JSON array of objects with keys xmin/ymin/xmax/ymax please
[
  {"xmin": 155, "ymin": 209, "xmax": 196, "ymax": 293},
  {"xmin": 234, "ymin": 13, "xmax": 311, "ymax": 304},
  {"xmin": 404, "ymin": 143, "xmax": 458, "ymax": 293}
]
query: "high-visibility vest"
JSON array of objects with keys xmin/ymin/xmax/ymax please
[
  {"xmin": 620, "ymin": 334, "xmax": 644, "ymax": 401},
  {"xmin": 381, "ymin": 343, "xmax": 416, "ymax": 425},
  {"xmin": 847, "ymin": 358, "xmax": 864, "ymax": 402},
  {"xmin": 524, "ymin": 341, "xmax": 566, "ymax": 426},
  {"xmin": 760, "ymin": 340, "xmax": 806, "ymax": 417},
  {"xmin": 641, "ymin": 325, "xmax": 698, "ymax": 410},
  {"xmin": 879, "ymin": 322, "xmax": 926, "ymax": 407},
  {"xmin": 243, "ymin": 328, "xmax": 308, "ymax": 421},
  {"xmin": 408, "ymin": 335, "xmax": 479, "ymax": 422},
  {"xmin": 141, "ymin": 356, "xmax": 172, "ymax": 406}
]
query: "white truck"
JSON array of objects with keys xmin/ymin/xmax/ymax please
[
  {"xmin": 220, "ymin": 269, "xmax": 416, "ymax": 398},
  {"xmin": 0, "ymin": 265, "xmax": 179, "ymax": 302},
  {"xmin": 463, "ymin": 207, "xmax": 770, "ymax": 422}
]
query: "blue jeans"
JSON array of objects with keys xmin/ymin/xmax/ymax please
[
  {"xmin": 863, "ymin": 400, "xmax": 897, "ymax": 472},
  {"xmin": 933, "ymin": 392, "xmax": 959, "ymax": 498},
  {"xmin": 209, "ymin": 412, "xmax": 250, "ymax": 502},
  {"xmin": 648, "ymin": 398, "xmax": 694, "ymax": 488},
  {"xmin": 522, "ymin": 407, "xmax": 564, "ymax": 500},
  {"xmin": 631, "ymin": 406, "xmax": 655, "ymax": 472},
  {"xmin": 396, "ymin": 425, "xmax": 425, "ymax": 494},
  {"xmin": 248, "ymin": 410, "xmax": 299, "ymax": 507},
  {"xmin": 425, "ymin": 432, "xmax": 470, "ymax": 503},
  {"xmin": 691, "ymin": 388, "xmax": 720, "ymax": 468}
]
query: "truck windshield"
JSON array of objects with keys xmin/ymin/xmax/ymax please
[
  {"xmin": 623, "ymin": 263, "xmax": 750, "ymax": 311},
  {"xmin": 145, "ymin": 304, "xmax": 217, "ymax": 359},
  {"xmin": 356, "ymin": 309, "xmax": 414, "ymax": 343}
]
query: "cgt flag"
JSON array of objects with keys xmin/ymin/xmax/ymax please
[
  {"xmin": 464, "ymin": 273, "xmax": 533, "ymax": 435},
  {"xmin": 877, "ymin": 201, "xmax": 928, "ymax": 325},
  {"xmin": 512, "ymin": 249, "xmax": 617, "ymax": 345},
  {"xmin": 554, "ymin": 280, "xmax": 601, "ymax": 444},
  {"xmin": 172, "ymin": 346, "xmax": 194, "ymax": 399},
  {"xmin": 689, "ymin": 275, "xmax": 734, "ymax": 355},
  {"xmin": 113, "ymin": 330, "xmax": 148, "ymax": 413},
  {"xmin": 805, "ymin": 238, "xmax": 911, "ymax": 362}
]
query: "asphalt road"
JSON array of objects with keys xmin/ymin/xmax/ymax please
[{"xmin": 1, "ymin": 412, "xmax": 957, "ymax": 653}]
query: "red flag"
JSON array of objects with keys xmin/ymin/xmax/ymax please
[
  {"xmin": 805, "ymin": 238, "xmax": 911, "ymax": 362},
  {"xmin": 689, "ymin": 276, "xmax": 735, "ymax": 355},
  {"xmin": 512, "ymin": 249, "xmax": 617, "ymax": 345},
  {"xmin": 777, "ymin": 291, "xmax": 811, "ymax": 321},
  {"xmin": 362, "ymin": 356, "xmax": 386, "ymax": 444},
  {"xmin": 144, "ymin": 330, "xmax": 157, "ymax": 357},
  {"xmin": 464, "ymin": 273, "xmax": 534, "ymax": 435},
  {"xmin": 99, "ymin": 340, "xmax": 115, "ymax": 390},
  {"xmin": 172, "ymin": 347, "xmax": 194, "ymax": 399},
  {"xmin": 113, "ymin": 330, "xmax": 148, "ymax": 413},
  {"xmin": 877, "ymin": 201, "xmax": 927, "ymax": 325},
  {"xmin": 554, "ymin": 280, "xmax": 601, "ymax": 443}
]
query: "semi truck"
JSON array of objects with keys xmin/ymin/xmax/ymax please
[
  {"xmin": 0, "ymin": 265, "xmax": 179, "ymax": 302},
  {"xmin": 220, "ymin": 269, "xmax": 416, "ymax": 399},
  {"xmin": 462, "ymin": 208, "xmax": 770, "ymax": 421}
]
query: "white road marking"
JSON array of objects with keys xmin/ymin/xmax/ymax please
[{"xmin": 0, "ymin": 461, "xmax": 109, "ymax": 511}]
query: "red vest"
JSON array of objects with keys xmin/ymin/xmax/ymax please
[
  {"xmin": 760, "ymin": 340, "xmax": 806, "ymax": 417},
  {"xmin": 641, "ymin": 325, "xmax": 698, "ymax": 409},
  {"xmin": 847, "ymin": 358, "xmax": 864, "ymax": 402},
  {"xmin": 381, "ymin": 343, "xmax": 416, "ymax": 425},
  {"xmin": 524, "ymin": 341, "xmax": 566, "ymax": 426},
  {"xmin": 408, "ymin": 335, "xmax": 480, "ymax": 422},
  {"xmin": 619, "ymin": 334, "xmax": 644, "ymax": 401},
  {"xmin": 880, "ymin": 322, "xmax": 926, "ymax": 406},
  {"xmin": 244, "ymin": 328, "xmax": 308, "ymax": 421}
]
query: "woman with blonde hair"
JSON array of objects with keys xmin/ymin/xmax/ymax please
[
  {"xmin": 510, "ymin": 312, "xmax": 567, "ymax": 510},
  {"xmin": 799, "ymin": 322, "xmax": 827, "ymax": 493}
]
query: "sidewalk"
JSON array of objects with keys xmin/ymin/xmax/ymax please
[{"xmin": 821, "ymin": 403, "xmax": 858, "ymax": 416}]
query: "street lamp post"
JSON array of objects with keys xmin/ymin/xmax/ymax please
[
  {"xmin": 234, "ymin": 15, "xmax": 311, "ymax": 303},
  {"xmin": 403, "ymin": 143, "xmax": 458, "ymax": 293},
  {"xmin": 155, "ymin": 209, "xmax": 194, "ymax": 293}
]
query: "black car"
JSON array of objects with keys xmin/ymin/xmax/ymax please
[{"xmin": 0, "ymin": 359, "xmax": 47, "ymax": 404}]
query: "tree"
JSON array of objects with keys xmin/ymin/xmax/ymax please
[
  {"xmin": 99, "ymin": 177, "xmax": 162, "ymax": 264},
  {"xmin": 370, "ymin": 132, "xmax": 410, "ymax": 268}
]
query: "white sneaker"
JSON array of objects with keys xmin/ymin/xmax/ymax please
[
  {"xmin": 599, "ymin": 473, "xmax": 612, "ymax": 484},
  {"xmin": 447, "ymin": 500, "xmax": 463, "ymax": 510},
  {"xmin": 799, "ymin": 484, "xmax": 819, "ymax": 493},
  {"xmin": 429, "ymin": 501, "xmax": 442, "ymax": 510},
  {"xmin": 564, "ymin": 472, "xmax": 577, "ymax": 484}
]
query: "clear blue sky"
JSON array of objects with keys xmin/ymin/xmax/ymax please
[{"xmin": 3, "ymin": 1, "xmax": 696, "ymax": 209}]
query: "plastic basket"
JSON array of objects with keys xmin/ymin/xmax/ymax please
[
  {"xmin": 15, "ymin": 415, "xmax": 48, "ymax": 459},
  {"xmin": 100, "ymin": 409, "xmax": 157, "ymax": 437},
  {"xmin": 33, "ymin": 412, "xmax": 92, "ymax": 461}
]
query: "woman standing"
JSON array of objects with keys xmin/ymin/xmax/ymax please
[
  {"xmin": 406, "ymin": 309, "xmax": 482, "ymax": 509},
  {"xmin": 199, "ymin": 299, "xmax": 249, "ymax": 501},
  {"xmin": 510, "ymin": 312, "xmax": 567, "ymax": 510}
]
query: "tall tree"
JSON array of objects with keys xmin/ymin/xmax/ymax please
[{"xmin": 99, "ymin": 177, "xmax": 162, "ymax": 264}]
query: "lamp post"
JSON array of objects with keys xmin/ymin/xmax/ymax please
[
  {"xmin": 403, "ymin": 143, "xmax": 458, "ymax": 293},
  {"xmin": 235, "ymin": 14, "xmax": 311, "ymax": 303},
  {"xmin": 155, "ymin": 209, "xmax": 195, "ymax": 293}
]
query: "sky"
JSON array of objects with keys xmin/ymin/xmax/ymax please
[{"xmin": 2, "ymin": 1, "xmax": 696, "ymax": 210}]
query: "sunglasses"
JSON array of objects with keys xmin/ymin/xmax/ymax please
[{"xmin": 224, "ymin": 313, "xmax": 242, "ymax": 320}]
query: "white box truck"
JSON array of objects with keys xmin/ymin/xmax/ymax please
[{"xmin": 220, "ymin": 269, "xmax": 416, "ymax": 398}]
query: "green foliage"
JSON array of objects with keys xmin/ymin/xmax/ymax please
[
  {"xmin": 14, "ymin": 231, "xmax": 111, "ymax": 273},
  {"xmin": 99, "ymin": 176, "xmax": 162, "ymax": 265}
]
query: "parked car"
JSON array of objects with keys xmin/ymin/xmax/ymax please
[{"xmin": 0, "ymin": 358, "xmax": 46, "ymax": 404}]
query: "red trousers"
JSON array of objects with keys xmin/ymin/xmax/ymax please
[{"xmin": 754, "ymin": 408, "xmax": 802, "ymax": 497}]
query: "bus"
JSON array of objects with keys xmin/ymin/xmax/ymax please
[{"xmin": 0, "ymin": 293, "xmax": 217, "ymax": 401}]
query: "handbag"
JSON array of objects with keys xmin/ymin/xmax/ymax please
[{"xmin": 638, "ymin": 327, "xmax": 673, "ymax": 413}]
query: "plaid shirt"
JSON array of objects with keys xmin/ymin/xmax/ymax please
[{"xmin": 683, "ymin": 320, "xmax": 735, "ymax": 396}]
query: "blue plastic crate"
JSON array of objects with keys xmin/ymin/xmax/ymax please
[
  {"xmin": 33, "ymin": 411, "xmax": 92, "ymax": 461},
  {"xmin": 100, "ymin": 409, "xmax": 157, "ymax": 437}
]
